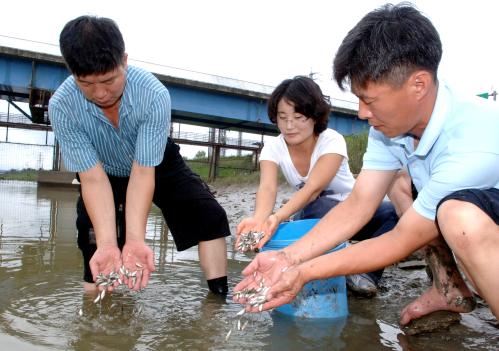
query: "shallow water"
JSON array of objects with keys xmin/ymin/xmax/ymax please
[{"xmin": 0, "ymin": 180, "xmax": 497, "ymax": 350}]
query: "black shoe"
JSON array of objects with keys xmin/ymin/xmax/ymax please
[{"xmin": 207, "ymin": 276, "xmax": 228, "ymax": 295}]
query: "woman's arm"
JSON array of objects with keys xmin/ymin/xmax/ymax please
[
  {"xmin": 253, "ymin": 161, "xmax": 280, "ymax": 221},
  {"xmin": 273, "ymin": 153, "xmax": 343, "ymax": 222},
  {"xmin": 236, "ymin": 160, "xmax": 279, "ymax": 236}
]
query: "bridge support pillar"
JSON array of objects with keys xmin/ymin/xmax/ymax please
[
  {"xmin": 52, "ymin": 142, "xmax": 61, "ymax": 171},
  {"xmin": 208, "ymin": 145, "xmax": 221, "ymax": 181}
]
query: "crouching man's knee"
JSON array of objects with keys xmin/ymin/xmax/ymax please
[{"xmin": 436, "ymin": 189, "xmax": 499, "ymax": 254}]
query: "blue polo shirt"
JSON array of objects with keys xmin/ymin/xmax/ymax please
[
  {"xmin": 362, "ymin": 84, "xmax": 499, "ymax": 220},
  {"xmin": 49, "ymin": 65, "xmax": 170, "ymax": 176}
]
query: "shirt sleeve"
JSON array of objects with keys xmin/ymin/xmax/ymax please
[
  {"xmin": 48, "ymin": 103, "xmax": 99, "ymax": 172},
  {"xmin": 259, "ymin": 136, "xmax": 280, "ymax": 165},
  {"xmin": 414, "ymin": 150, "xmax": 499, "ymax": 220},
  {"xmin": 134, "ymin": 89, "xmax": 170, "ymax": 167},
  {"xmin": 316, "ymin": 130, "xmax": 348, "ymax": 159},
  {"xmin": 362, "ymin": 127, "xmax": 402, "ymax": 171}
]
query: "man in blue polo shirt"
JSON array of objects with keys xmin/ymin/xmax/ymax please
[
  {"xmin": 234, "ymin": 4, "xmax": 498, "ymax": 325},
  {"xmin": 49, "ymin": 16, "xmax": 230, "ymax": 295}
]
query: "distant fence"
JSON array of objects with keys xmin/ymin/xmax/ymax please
[
  {"xmin": 0, "ymin": 110, "xmax": 55, "ymax": 171},
  {"xmin": 0, "ymin": 111, "xmax": 33, "ymax": 124},
  {"xmin": 0, "ymin": 112, "xmax": 261, "ymax": 175},
  {"xmin": 171, "ymin": 129, "xmax": 262, "ymax": 150},
  {"xmin": 0, "ymin": 142, "xmax": 54, "ymax": 171}
]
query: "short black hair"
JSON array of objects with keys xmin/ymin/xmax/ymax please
[
  {"xmin": 267, "ymin": 76, "xmax": 330, "ymax": 135},
  {"xmin": 333, "ymin": 2, "xmax": 442, "ymax": 90},
  {"xmin": 59, "ymin": 15, "xmax": 125, "ymax": 76}
]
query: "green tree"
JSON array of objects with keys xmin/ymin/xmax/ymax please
[{"xmin": 194, "ymin": 150, "xmax": 207, "ymax": 159}]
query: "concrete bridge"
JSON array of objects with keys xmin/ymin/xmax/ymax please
[
  {"xmin": 0, "ymin": 44, "xmax": 368, "ymax": 181},
  {"xmin": 0, "ymin": 45, "xmax": 366, "ymax": 136}
]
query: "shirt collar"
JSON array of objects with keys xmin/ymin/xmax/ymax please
[
  {"xmin": 81, "ymin": 70, "xmax": 133, "ymax": 122},
  {"xmin": 118, "ymin": 73, "xmax": 132, "ymax": 117},
  {"xmin": 385, "ymin": 82, "xmax": 451, "ymax": 156},
  {"xmin": 386, "ymin": 133, "xmax": 413, "ymax": 155}
]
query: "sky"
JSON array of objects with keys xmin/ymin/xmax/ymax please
[
  {"xmin": 1, "ymin": 0, "xmax": 498, "ymax": 160},
  {"xmin": 1, "ymin": 0, "xmax": 498, "ymax": 99}
]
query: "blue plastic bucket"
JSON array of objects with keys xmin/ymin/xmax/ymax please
[{"xmin": 262, "ymin": 218, "xmax": 348, "ymax": 320}]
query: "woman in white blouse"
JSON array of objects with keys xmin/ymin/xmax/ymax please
[{"xmin": 236, "ymin": 76, "xmax": 399, "ymax": 297}]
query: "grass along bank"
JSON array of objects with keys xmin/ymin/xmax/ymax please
[
  {"xmin": 0, "ymin": 169, "xmax": 39, "ymax": 181},
  {"xmin": 189, "ymin": 132, "xmax": 368, "ymax": 185},
  {"xmin": 345, "ymin": 132, "xmax": 368, "ymax": 175}
]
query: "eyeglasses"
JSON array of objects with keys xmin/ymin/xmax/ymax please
[{"xmin": 277, "ymin": 115, "xmax": 309, "ymax": 125}]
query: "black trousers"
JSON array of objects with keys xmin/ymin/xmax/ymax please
[{"xmin": 76, "ymin": 138, "xmax": 230, "ymax": 283}]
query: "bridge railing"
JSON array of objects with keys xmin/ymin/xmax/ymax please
[
  {"xmin": 0, "ymin": 111, "xmax": 32, "ymax": 124},
  {"xmin": 1, "ymin": 112, "xmax": 262, "ymax": 148},
  {"xmin": 171, "ymin": 130, "xmax": 262, "ymax": 149}
]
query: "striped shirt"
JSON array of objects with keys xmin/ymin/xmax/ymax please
[{"xmin": 49, "ymin": 65, "xmax": 170, "ymax": 176}]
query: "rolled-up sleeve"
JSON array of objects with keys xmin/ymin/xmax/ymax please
[
  {"xmin": 414, "ymin": 150, "xmax": 499, "ymax": 220},
  {"xmin": 362, "ymin": 128, "xmax": 402, "ymax": 171},
  {"xmin": 49, "ymin": 103, "xmax": 99, "ymax": 172},
  {"xmin": 134, "ymin": 90, "xmax": 170, "ymax": 167},
  {"xmin": 259, "ymin": 137, "xmax": 279, "ymax": 165}
]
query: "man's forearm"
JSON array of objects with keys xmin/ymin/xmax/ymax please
[
  {"xmin": 283, "ymin": 194, "xmax": 376, "ymax": 264},
  {"xmin": 79, "ymin": 166, "xmax": 118, "ymax": 247},
  {"xmin": 300, "ymin": 207, "xmax": 439, "ymax": 282},
  {"xmin": 125, "ymin": 163, "xmax": 155, "ymax": 242},
  {"xmin": 282, "ymin": 170, "xmax": 397, "ymax": 265}
]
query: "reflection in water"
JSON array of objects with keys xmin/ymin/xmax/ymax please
[
  {"xmin": 377, "ymin": 320, "xmax": 404, "ymax": 351},
  {"xmin": 267, "ymin": 313, "xmax": 347, "ymax": 350},
  {"xmin": 0, "ymin": 181, "xmax": 497, "ymax": 350}
]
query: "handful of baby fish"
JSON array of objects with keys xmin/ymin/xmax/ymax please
[
  {"xmin": 93, "ymin": 263, "xmax": 143, "ymax": 303},
  {"xmin": 237, "ymin": 230, "xmax": 265, "ymax": 253},
  {"xmin": 226, "ymin": 277, "xmax": 270, "ymax": 341}
]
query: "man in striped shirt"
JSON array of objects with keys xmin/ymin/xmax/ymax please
[{"xmin": 49, "ymin": 16, "xmax": 230, "ymax": 295}]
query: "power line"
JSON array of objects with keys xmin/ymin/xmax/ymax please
[
  {"xmin": 0, "ymin": 34, "xmax": 58, "ymax": 47},
  {"xmin": 0, "ymin": 34, "xmax": 360, "ymax": 106}
]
